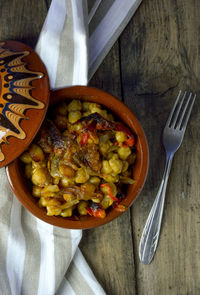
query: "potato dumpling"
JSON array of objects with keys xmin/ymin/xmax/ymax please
[
  {"xmin": 115, "ymin": 131, "xmax": 127, "ymax": 143},
  {"xmin": 59, "ymin": 164, "xmax": 75, "ymax": 178},
  {"xmin": 99, "ymin": 141, "xmax": 111, "ymax": 155},
  {"xmin": 88, "ymin": 103, "xmax": 101, "ymax": 112},
  {"xmin": 32, "ymin": 168, "xmax": 52, "ymax": 186},
  {"xmin": 77, "ymin": 200, "xmax": 88, "ymax": 215},
  {"xmin": 101, "ymin": 160, "xmax": 112, "ymax": 174},
  {"xmin": 32, "ymin": 160, "xmax": 46, "ymax": 172},
  {"xmin": 88, "ymin": 103, "xmax": 108, "ymax": 119},
  {"xmin": 47, "ymin": 206, "xmax": 62, "ymax": 216},
  {"xmin": 90, "ymin": 107, "xmax": 105, "ymax": 117},
  {"xmin": 63, "ymin": 193, "xmax": 75, "ymax": 202},
  {"xmin": 68, "ymin": 111, "xmax": 82, "ymax": 124},
  {"xmin": 82, "ymin": 101, "xmax": 90, "ymax": 111},
  {"xmin": 80, "ymin": 182, "xmax": 96, "ymax": 200},
  {"xmin": 20, "ymin": 152, "xmax": 32, "ymax": 164},
  {"xmin": 29, "ymin": 144, "xmax": 45, "ymax": 162},
  {"xmin": 101, "ymin": 195, "xmax": 113, "ymax": 209},
  {"xmin": 107, "ymin": 152, "xmax": 119, "ymax": 161},
  {"xmin": 47, "ymin": 198, "xmax": 62, "ymax": 207},
  {"xmin": 68, "ymin": 122, "xmax": 83, "ymax": 132},
  {"xmin": 89, "ymin": 176, "xmax": 101, "ymax": 185},
  {"xmin": 112, "ymin": 153, "xmax": 119, "ymax": 160},
  {"xmin": 117, "ymin": 146, "xmax": 131, "ymax": 160},
  {"xmin": 60, "ymin": 177, "xmax": 74, "ymax": 187},
  {"xmin": 68, "ymin": 100, "xmax": 82, "ymax": 111},
  {"xmin": 60, "ymin": 207, "xmax": 74, "ymax": 217},
  {"xmin": 41, "ymin": 184, "xmax": 59, "ymax": 197},
  {"xmin": 109, "ymin": 158, "xmax": 123, "ymax": 174},
  {"xmin": 102, "ymin": 174, "xmax": 119, "ymax": 183},
  {"xmin": 32, "ymin": 186, "xmax": 42, "ymax": 198},
  {"xmin": 75, "ymin": 168, "xmax": 89, "ymax": 183},
  {"xmin": 39, "ymin": 196, "xmax": 49, "ymax": 207}
]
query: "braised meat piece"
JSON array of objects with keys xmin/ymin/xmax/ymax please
[{"xmin": 81, "ymin": 143, "xmax": 101, "ymax": 172}]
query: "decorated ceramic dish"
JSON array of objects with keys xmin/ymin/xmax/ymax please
[
  {"xmin": 0, "ymin": 40, "xmax": 49, "ymax": 167},
  {"xmin": 6, "ymin": 86, "xmax": 149, "ymax": 229}
]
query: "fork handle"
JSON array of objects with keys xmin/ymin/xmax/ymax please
[{"xmin": 139, "ymin": 154, "xmax": 174, "ymax": 264}]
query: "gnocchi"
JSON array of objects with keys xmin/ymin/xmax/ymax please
[{"xmin": 20, "ymin": 99, "xmax": 136, "ymax": 218}]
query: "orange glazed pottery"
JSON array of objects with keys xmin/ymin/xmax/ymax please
[
  {"xmin": 0, "ymin": 41, "xmax": 49, "ymax": 167},
  {"xmin": 6, "ymin": 86, "xmax": 149, "ymax": 229}
]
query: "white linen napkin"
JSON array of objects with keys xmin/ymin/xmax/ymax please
[{"xmin": 0, "ymin": 0, "xmax": 142, "ymax": 294}]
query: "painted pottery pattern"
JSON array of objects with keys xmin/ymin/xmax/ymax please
[{"xmin": 0, "ymin": 42, "xmax": 45, "ymax": 162}]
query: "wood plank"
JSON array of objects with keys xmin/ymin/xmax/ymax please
[
  {"xmin": 120, "ymin": 0, "xmax": 200, "ymax": 294},
  {"xmin": 0, "ymin": 0, "xmax": 47, "ymax": 47},
  {"xmin": 80, "ymin": 42, "xmax": 137, "ymax": 295}
]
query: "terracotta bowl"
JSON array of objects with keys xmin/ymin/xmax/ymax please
[{"xmin": 6, "ymin": 86, "xmax": 149, "ymax": 229}]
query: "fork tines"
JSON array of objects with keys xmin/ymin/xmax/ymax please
[{"xmin": 167, "ymin": 90, "xmax": 196, "ymax": 130}]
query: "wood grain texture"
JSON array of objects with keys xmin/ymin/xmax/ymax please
[
  {"xmin": 1, "ymin": 0, "xmax": 200, "ymax": 294},
  {"xmin": 0, "ymin": 0, "xmax": 47, "ymax": 47},
  {"xmin": 120, "ymin": 0, "xmax": 200, "ymax": 294}
]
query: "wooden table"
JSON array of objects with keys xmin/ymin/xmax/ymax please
[{"xmin": 1, "ymin": 1, "xmax": 200, "ymax": 294}]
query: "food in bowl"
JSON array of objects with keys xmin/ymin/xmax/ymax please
[{"xmin": 20, "ymin": 99, "xmax": 137, "ymax": 219}]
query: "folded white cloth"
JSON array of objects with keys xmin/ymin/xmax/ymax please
[{"xmin": 0, "ymin": 0, "xmax": 142, "ymax": 294}]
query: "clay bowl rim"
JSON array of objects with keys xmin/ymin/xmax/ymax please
[{"xmin": 6, "ymin": 85, "xmax": 149, "ymax": 229}]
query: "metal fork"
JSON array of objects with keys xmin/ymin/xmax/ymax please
[{"xmin": 139, "ymin": 90, "xmax": 196, "ymax": 264}]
